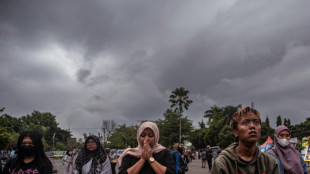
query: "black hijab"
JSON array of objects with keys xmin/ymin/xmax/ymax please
[{"xmin": 75, "ymin": 135, "xmax": 107, "ymax": 174}]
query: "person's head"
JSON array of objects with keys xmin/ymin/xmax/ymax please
[
  {"xmin": 16, "ymin": 131, "xmax": 50, "ymax": 167},
  {"xmin": 17, "ymin": 131, "xmax": 44, "ymax": 159},
  {"xmin": 137, "ymin": 122, "xmax": 160, "ymax": 148},
  {"xmin": 178, "ymin": 142, "xmax": 184, "ymax": 149},
  {"xmin": 275, "ymin": 125, "xmax": 291, "ymax": 147},
  {"xmin": 206, "ymin": 145, "xmax": 210, "ymax": 150},
  {"xmin": 105, "ymin": 148, "xmax": 110, "ymax": 154},
  {"xmin": 85, "ymin": 135, "xmax": 100, "ymax": 152},
  {"xmin": 230, "ymin": 107, "xmax": 261, "ymax": 144}
]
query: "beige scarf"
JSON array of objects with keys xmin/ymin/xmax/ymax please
[{"xmin": 118, "ymin": 122, "xmax": 166, "ymax": 165}]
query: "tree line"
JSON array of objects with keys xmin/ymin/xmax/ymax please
[
  {"xmin": 1, "ymin": 87, "xmax": 310, "ymax": 150},
  {"xmin": 0, "ymin": 108, "xmax": 83, "ymax": 151}
]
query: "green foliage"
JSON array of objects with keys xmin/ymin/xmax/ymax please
[
  {"xmin": 0, "ymin": 109, "xmax": 72, "ymax": 151},
  {"xmin": 198, "ymin": 120, "xmax": 206, "ymax": 129},
  {"xmin": 276, "ymin": 115, "xmax": 282, "ymax": 126},
  {"xmin": 290, "ymin": 117, "xmax": 310, "ymax": 140},
  {"xmin": 169, "ymin": 87, "xmax": 193, "ymax": 114},
  {"xmin": 259, "ymin": 116, "xmax": 274, "ymax": 144},
  {"xmin": 0, "ymin": 127, "xmax": 12, "ymax": 149},
  {"xmin": 55, "ymin": 142, "xmax": 67, "ymax": 151},
  {"xmin": 189, "ymin": 128, "xmax": 207, "ymax": 148},
  {"xmin": 106, "ymin": 124, "xmax": 138, "ymax": 149},
  {"xmin": 0, "ymin": 114, "xmax": 23, "ymax": 133},
  {"xmin": 156, "ymin": 109, "xmax": 193, "ymax": 148},
  {"xmin": 198, "ymin": 105, "xmax": 241, "ymax": 148}
]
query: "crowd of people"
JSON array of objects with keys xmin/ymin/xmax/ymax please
[{"xmin": 0, "ymin": 107, "xmax": 309, "ymax": 174}]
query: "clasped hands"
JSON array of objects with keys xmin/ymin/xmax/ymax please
[{"xmin": 141, "ymin": 139, "xmax": 152, "ymax": 163}]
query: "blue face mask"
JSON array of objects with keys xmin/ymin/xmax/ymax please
[{"xmin": 20, "ymin": 146, "xmax": 36, "ymax": 156}]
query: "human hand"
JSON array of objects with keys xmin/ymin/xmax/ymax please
[{"xmin": 143, "ymin": 139, "xmax": 152, "ymax": 160}]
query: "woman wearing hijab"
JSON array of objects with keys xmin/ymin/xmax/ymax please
[
  {"xmin": 73, "ymin": 135, "xmax": 111, "ymax": 174},
  {"xmin": 118, "ymin": 122, "xmax": 175, "ymax": 174},
  {"xmin": 2, "ymin": 131, "xmax": 53, "ymax": 174},
  {"xmin": 267, "ymin": 125, "xmax": 308, "ymax": 174},
  {"xmin": 64, "ymin": 150, "xmax": 72, "ymax": 174}
]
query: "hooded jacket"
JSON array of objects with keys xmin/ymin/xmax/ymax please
[{"xmin": 211, "ymin": 143, "xmax": 279, "ymax": 174}]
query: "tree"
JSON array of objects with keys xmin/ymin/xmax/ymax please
[
  {"xmin": 0, "ymin": 107, "xmax": 5, "ymax": 113},
  {"xmin": 202, "ymin": 105, "xmax": 241, "ymax": 148},
  {"xmin": 0, "ymin": 127, "xmax": 12, "ymax": 150},
  {"xmin": 198, "ymin": 120, "xmax": 206, "ymax": 129},
  {"xmin": 156, "ymin": 109, "xmax": 193, "ymax": 147},
  {"xmin": 169, "ymin": 87, "xmax": 193, "ymax": 142},
  {"xmin": 276, "ymin": 115, "xmax": 282, "ymax": 126},
  {"xmin": 102, "ymin": 120, "xmax": 116, "ymax": 143},
  {"xmin": 106, "ymin": 124, "xmax": 138, "ymax": 149},
  {"xmin": 259, "ymin": 116, "xmax": 274, "ymax": 144},
  {"xmin": 284, "ymin": 118, "xmax": 288, "ymax": 127},
  {"xmin": 169, "ymin": 87, "xmax": 193, "ymax": 114},
  {"xmin": 203, "ymin": 105, "xmax": 222, "ymax": 123}
]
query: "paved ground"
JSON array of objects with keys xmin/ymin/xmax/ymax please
[
  {"xmin": 186, "ymin": 158, "xmax": 211, "ymax": 174},
  {"xmin": 51, "ymin": 158, "xmax": 211, "ymax": 174}
]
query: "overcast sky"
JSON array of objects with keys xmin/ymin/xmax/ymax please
[{"xmin": 1, "ymin": 0, "xmax": 310, "ymax": 138}]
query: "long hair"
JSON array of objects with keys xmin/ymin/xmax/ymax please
[{"xmin": 16, "ymin": 131, "xmax": 52, "ymax": 168}]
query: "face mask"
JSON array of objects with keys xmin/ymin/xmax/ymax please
[
  {"xmin": 277, "ymin": 137, "xmax": 290, "ymax": 147},
  {"xmin": 20, "ymin": 146, "xmax": 36, "ymax": 156}
]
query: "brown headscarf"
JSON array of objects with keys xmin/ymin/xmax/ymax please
[{"xmin": 118, "ymin": 122, "xmax": 166, "ymax": 165}]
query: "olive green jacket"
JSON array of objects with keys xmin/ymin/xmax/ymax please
[{"xmin": 211, "ymin": 143, "xmax": 280, "ymax": 174}]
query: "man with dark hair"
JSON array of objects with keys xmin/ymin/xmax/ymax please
[
  {"xmin": 171, "ymin": 142, "xmax": 187, "ymax": 174},
  {"xmin": 211, "ymin": 107, "xmax": 279, "ymax": 174}
]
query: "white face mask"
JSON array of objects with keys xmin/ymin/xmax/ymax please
[{"xmin": 277, "ymin": 137, "xmax": 290, "ymax": 147}]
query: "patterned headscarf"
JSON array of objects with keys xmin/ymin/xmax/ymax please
[
  {"xmin": 75, "ymin": 135, "xmax": 107, "ymax": 174},
  {"xmin": 269, "ymin": 125, "xmax": 303, "ymax": 173},
  {"xmin": 118, "ymin": 122, "xmax": 166, "ymax": 165}
]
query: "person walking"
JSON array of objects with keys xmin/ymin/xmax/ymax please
[
  {"xmin": 118, "ymin": 121, "xmax": 175, "ymax": 174},
  {"xmin": 2, "ymin": 131, "xmax": 53, "ymax": 174},
  {"xmin": 73, "ymin": 135, "xmax": 111, "ymax": 174},
  {"xmin": 206, "ymin": 145, "xmax": 213, "ymax": 171},
  {"xmin": 64, "ymin": 150, "xmax": 72, "ymax": 174},
  {"xmin": 267, "ymin": 125, "xmax": 308, "ymax": 174},
  {"xmin": 201, "ymin": 149, "xmax": 206, "ymax": 168},
  {"xmin": 172, "ymin": 142, "xmax": 187, "ymax": 174},
  {"xmin": 211, "ymin": 107, "xmax": 279, "ymax": 174}
]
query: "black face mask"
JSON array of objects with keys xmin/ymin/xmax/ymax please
[
  {"xmin": 177, "ymin": 147, "xmax": 184, "ymax": 154},
  {"xmin": 20, "ymin": 146, "xmax": 36, "ymax": 156}
]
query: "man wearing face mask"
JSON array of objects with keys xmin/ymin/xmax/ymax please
[
  {"xmin": 267, "ymin": 125, "xmax": 308, "ymax": 174},
  {"xmin": 171, "ymin": 142, "xmax": 187, "ymax": 174},
  {"xmin": 3, "ymin": 131, "xmax": 53, "ymax": 174}
]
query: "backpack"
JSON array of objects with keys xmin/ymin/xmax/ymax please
[
  {"xmin": 201, "ymin": 151, "xmax": 207, "ymax": 160},
  {"xmin": 172, "ymin": 151, "xmax": 188, "ymax": 173}
]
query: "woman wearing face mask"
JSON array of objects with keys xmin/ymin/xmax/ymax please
[
  {"xmin": 73, "ymin": 135, "xmax": 111, "ymax": 174},
  {"xmin": 118, "ymin": 122, "xmax": 175, "ymax": 174},
  {"xmin": 2, "ymin": 131, "xmax": 53, "ymax": 174},
  {"xmin": 267, "ymin": 125, "xmax": 308, "ymax": 174}
]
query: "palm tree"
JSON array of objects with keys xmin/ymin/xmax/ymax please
[
  {"xmin": 169, "ymin": 87, "xmax": 193, "ymax": 114},
  {"xmin": 169, "ymin": 87, "xmax": 193, "ymax": 142}
]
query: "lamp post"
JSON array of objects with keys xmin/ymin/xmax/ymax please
[
  {"xmin": 122, "ymin": 135, "xmax": 128, "ymax": 148},
  {"xmin": 53, "ymin": 133, "xmax": 56, "ymax": 149},
  {"xmin": 179, "ymin": 116, "xmax": 182, "ymax": 142}
]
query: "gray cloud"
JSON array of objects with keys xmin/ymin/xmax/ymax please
[{"xmin": 1, "ymin": 0, "xmax": 310, "ymax": 137}]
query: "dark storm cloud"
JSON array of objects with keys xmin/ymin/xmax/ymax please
[
  {"xmin": 77, "ymin": 69, "xmax": 91, "ymax": 83},
  {"xmin": 1, "ymin": 0, "xmax": 310, "ymax": 137}
]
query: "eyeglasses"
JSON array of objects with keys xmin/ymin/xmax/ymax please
[{"xmin": 86, "ymin": 141, "xmax": 96, "ymax": 145}]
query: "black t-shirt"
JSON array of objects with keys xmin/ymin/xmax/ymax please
[
  {"xmin": 118, "ymin": 149, "xmax": 175, "ymax": 174},
  {"xmin": 3, "ymin": 158, "xmax": 53, "ymax": 174}
]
